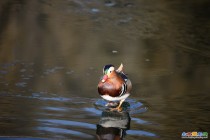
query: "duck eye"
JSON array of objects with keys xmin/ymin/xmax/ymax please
[{"xmin": 108, "ymin": 67, "xmax": 114, "ymax": 74}]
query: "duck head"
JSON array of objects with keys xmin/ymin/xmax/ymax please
[{"xmin": 102, "ymin": 64, "xmax": 115, "ymax": 83}]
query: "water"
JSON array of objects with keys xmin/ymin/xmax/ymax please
[{"xmin": 0, "ymin": 0, "xmax": 210, "ymax": 139}]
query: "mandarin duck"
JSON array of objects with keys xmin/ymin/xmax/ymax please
[{"xmin": 98, "ymin": 64, "xmax": 132, "ymax": 111}]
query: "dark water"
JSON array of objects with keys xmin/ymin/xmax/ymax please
[{"xmin": 0, "ymin": 0, "xmax": 210, "ymax": 139}]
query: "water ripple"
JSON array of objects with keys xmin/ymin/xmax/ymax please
[
  {"xmin": 37, "ymin": 119, "xmax": 96, "ymax": 129},
  {"xmin": 131, "ymin": 117, "xmax": 149, "ymax": 125},
  {"xmin": 42, "ymin": 106, "xmax": 69, "ymax": 112},
  {"xmin": 36, "ymin": 126, "xmax": 93, "ymax": 138},
  {"xmin": 127, "ymin": 130, "xmax": 157, "ymax": 137},
  {"xmin": 83, "ymin": 107, "xmax": 102, "ymax": 116}
]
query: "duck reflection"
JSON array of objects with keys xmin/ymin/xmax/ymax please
[{"xmin": 96, "ymin": 103, "xmax": 130, "ymax": 140}]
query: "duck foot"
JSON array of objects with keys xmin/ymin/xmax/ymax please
[
  {"xmin": 110, "ymin": 106, "xmax": 123, "ymax": 112},
  {"xmin": 109, "ymin": 99, "xmax": 125, "ymax": 112}
]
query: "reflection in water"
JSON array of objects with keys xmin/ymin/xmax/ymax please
[
  {"xmin": 96, "ymin": 109, "xmax": 130, "ymax": 140},
  {"xmin": 95, "ymin": 101, "xmax": 155, "ymax": 140}
]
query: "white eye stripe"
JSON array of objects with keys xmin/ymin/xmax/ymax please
[{"xmin": 108, "ymin": 66, "xmax": 115, "ymax": 72}]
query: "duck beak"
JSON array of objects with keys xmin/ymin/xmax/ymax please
[{"xmin": 102, "ymin": 75, "xmax": 108, "ymax": 83}]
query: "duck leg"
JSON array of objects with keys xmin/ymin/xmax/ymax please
[{"xmin": 111, "ymin": 99, "xmax": 125, "ymax": 112}]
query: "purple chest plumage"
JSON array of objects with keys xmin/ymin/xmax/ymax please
[{"xmin": 98, "ymin": 81, "xmax": 121, "ymax": 97}]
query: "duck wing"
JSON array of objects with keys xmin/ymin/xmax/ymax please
[{"xmin": 117, "ymin": 71, "xmax": 128, "ymax": 82}]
